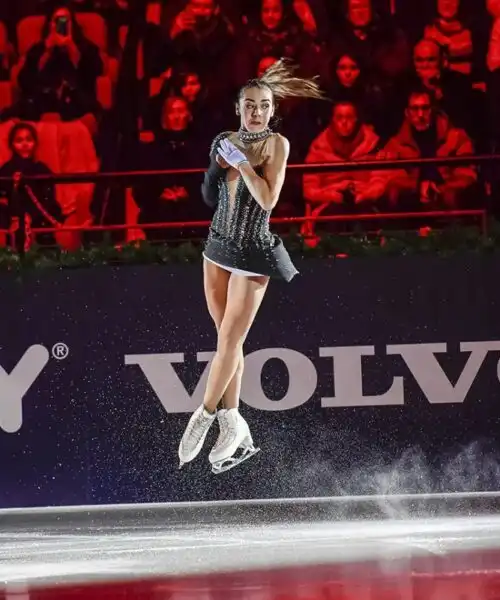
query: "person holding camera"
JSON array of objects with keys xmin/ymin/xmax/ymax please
[
  {"xmin": 160, "ymin": 0, "xmax": 234, "ymax": 77},
  {"xmin": 9, "ymin": 3, "xmax": 103, "ymax": 123}
]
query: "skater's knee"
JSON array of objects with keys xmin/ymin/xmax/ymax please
[{"xmin": 216, "ymin": 329, "xmax": 244, "ymax": 356}]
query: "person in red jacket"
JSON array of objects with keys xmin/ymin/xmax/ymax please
[
  {"xmin": 384, "ymin": 86, "xmax": 477, "ymax": 210},
  {"xmin": 302, "ymin": 99, "xmax": 386, "ymax": 235}
]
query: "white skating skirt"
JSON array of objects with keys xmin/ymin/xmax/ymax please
[{"xmin": 203, "ymin": 253, "xmax": 265, "ymax": 277}]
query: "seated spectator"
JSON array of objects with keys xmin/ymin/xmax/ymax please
[
  {"xmin": 318, "ymin": 51, "xmax": 394, "ymax": 138},
  {"xmin": 146, "ymin": 64, "xmax": 224, "ymax": 138},
  {"xmin": 423, "ymin": 0, "xmax": 474, "ymax": 76},
  {"xmin": 384, "ymin": 86, "xmax": 477, "ymax": 210},
  {"xmin": 4, "ymin": 4, "xmax": 103, "ymax": 126},
  {"xmin": 220, "ymin": 0, "xmax": 329, "ymax": 41},
  {"xmin": 24, "ymin": 0, "xmax": 129, "ymax": 55},
  {"xmin": 233, "ymin": 0, "xmax": 322, "ymax": 86},
  {"xmin": 331, "ymin": 0, "xmax": 411, "ymax": 83},
  {"xmin": 0, "ymin": 122, "xmax": 76, "ymax": 250},
  {"xmin": 302, "ymin": 100, "xmax": 386, "ymax": 236},
  {"xmin": 133, "ymin": 94, "xmax": 210, "ymax": 241},
  {"xmin": 408, "ymin": 38, "xmax": 485, "ymax": 144},
  {"xmin": 149, "ymin": 0, "xmax": 235, "ymax": 80}
]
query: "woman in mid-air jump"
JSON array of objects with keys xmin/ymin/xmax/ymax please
[{"xmin": 178, "ymin": 59, "xmax": 324, "ymax": 474}]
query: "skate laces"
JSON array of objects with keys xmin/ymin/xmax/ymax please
[
  {"xmin": 215, "ymin": 412, "xmax": 239, "ymax": 449},
  {"xmin": 213, "ymin": 413, "xmax": 228, "ymax": 450},
  {"xmin": 182, "ymin": 408, "xmax": 212, "ymax": 449}
]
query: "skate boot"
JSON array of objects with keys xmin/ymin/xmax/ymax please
[
  {"xmin": 178, "ymin": 404, "xmax": 216, "ymax": 469},
  {"xmin": 209, "ymin": 408, "xmax": 260, "ymax": 474},
  {"xmin": 211, "ymin": 408, "xmax": 230, "ymax": 464}
]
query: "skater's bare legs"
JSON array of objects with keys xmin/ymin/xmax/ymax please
[
  {"xmin": 221, "ymin": 348, "xmax": 244, "ymax": 409},
  {"xmin": 203, "ymin": 266, "xmax": 269, "ymax": 413},
  {"xmin": 203, "ymin": 260, "xmax": 244, "ymax": 409}
]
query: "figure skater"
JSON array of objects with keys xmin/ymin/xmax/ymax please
[{"xmin": 178, "ymin": 59, "xmax": 324, "ymax": 474}]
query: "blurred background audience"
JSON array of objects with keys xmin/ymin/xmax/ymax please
[{"xmin": 0, "ymin": 0, "xmax": 495, "ymax": 246}]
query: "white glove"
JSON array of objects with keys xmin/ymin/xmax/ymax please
[{"xmin": 217, "ymin": 138, "xmax": 249, "ymax": 169}]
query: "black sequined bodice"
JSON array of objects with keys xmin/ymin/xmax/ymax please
[
  {"xmin": 202, "ymin": 130, "xmax": 298, "ymax": 282},
  {"xmin": 209, "ymin": 132, "xmax": 274, "ymax": 249}
]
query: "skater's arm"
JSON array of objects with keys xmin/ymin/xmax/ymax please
[
  {"xmin": 202, "ymin": 132, "xmax": 232, "ymax": 209},
  {"xmin": 201, "ymin": 157, "xmax": 226, "ymax": 209},
  {"xmin": 238, "ymin": 135, "xmax": 290, "ymax": 211}
]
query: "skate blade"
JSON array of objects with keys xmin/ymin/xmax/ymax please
[{"xmin": 211, "ymin": 447, "xmax": 260, "ymax": 475}]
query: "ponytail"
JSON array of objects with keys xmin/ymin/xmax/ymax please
[{"xmin": 239, "ymin": 58, "xmax": 325, "ymax": 101}]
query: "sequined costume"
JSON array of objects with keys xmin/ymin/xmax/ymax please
[{"xmin": 201, "ymin": 128, "xmax": 298, "ymax": 282}]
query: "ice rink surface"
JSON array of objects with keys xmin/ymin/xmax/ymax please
[{"xmin": 2, "ymin": 493, "xmax": 500, "ymax": 598}]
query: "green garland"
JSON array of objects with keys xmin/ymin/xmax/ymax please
[{"xmin": 1, "ymin": 222, "xmax": 500, "ymax": 272}]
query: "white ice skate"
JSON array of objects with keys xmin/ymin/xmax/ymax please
[
  {"xmin": 209, "ymin": 408, "xmax": 260, "ymax": 474},
  {"xmin": 178, "ymin": 404, "xmax": 216, "ymax": 469}
]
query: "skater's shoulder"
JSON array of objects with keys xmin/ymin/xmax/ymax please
[
  {"xmin": 265, "ymin": 133, "xmax": 290, "ymax": 163},
  {"xmin": 270, "ymin": 133, "xmax": 290, "ymax": 150}
]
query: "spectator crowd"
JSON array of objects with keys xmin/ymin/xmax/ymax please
[{"xmin": 0, "ymin": 0, "xmax": 498, "ymax": 246}]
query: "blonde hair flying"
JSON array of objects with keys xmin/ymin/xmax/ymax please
[{"xmin": 239, "ymin": 58, "xmax": 325, "ymax": 101}]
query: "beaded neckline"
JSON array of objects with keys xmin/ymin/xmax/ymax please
[{"xmin": 237, "ymin": 127, "xmax": 272, "ymax": 144}]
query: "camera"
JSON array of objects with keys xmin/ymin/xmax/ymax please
[{"xmin": 55, "ymin": 16, "xmax": 69, "ymax": 37}]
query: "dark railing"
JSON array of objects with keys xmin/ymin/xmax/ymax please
[
  {"xmin": 0, "ymin": 154, "xmax": 493, "ymax": 253},
  {"xmin": 0, "ymin": 152, "xmax": 496, "ymax": 184},
  {"xmin": 26, "ymin": 210, "xmax": 487, "ymax": 235}
]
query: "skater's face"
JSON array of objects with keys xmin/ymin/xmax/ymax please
[
  {"xmin": 238, "ymin": 86, "xmax": 274, "ymax": 132},
  {"xmin": 162, "ymin": 97, "xmax": 191, "ymax": 131},
  {"xmin": 12, "ymin": 127, "xmax": 36, "ymax": 159},
  {"xmin": 331, "ymin": 102, "xmax": 358, "ymax": 138},
  {"xmin": 336, "ymin": 55, "xmax": 360, "ymax": 88}
]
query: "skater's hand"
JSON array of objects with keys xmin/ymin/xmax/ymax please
[{"xmin": 218, "ymin": 139, "xmax": 248, "ymax": 169}]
